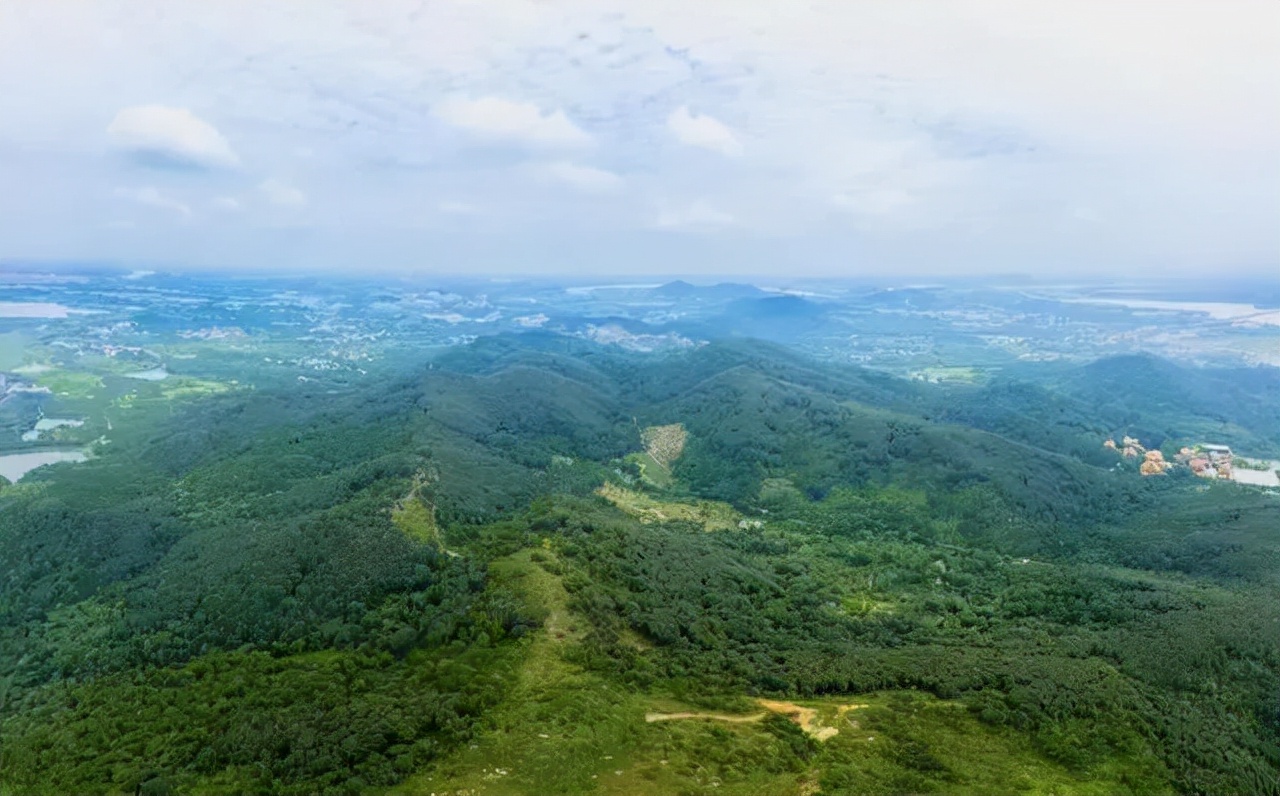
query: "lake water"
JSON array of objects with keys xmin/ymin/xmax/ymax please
[
  {"xmin": 0, "ymin": 450, "xmax": 87, "ymax": 483},
  {"xmin": 1067, "ymin": 298, "xmax": 1280, "ymax": 326},
  {"xmin": 1233, "ymin": 461, "xmax": 1280, "ymax": 487},
  {"xmin": 0, "ymin": 302, "xmax": 71, "ymax": 319},
  {"xmin": 13, "ymin": 363, "xmax": 53, "ymax": 374},
  {"xmin": 124, "ymin": 367, "xmax": 168, "ymax": 381},
  {"xmin": 35, "ymin": 417, "xmax": 84, "ymax": 431},
  {"xmin": 21, "ymin": 417, "xmax": 85, "ymax": 441}
]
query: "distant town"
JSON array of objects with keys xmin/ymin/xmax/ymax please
[{"xmin": 1105, "ymin": 437, "xmax": 1280, "ymax": 487}]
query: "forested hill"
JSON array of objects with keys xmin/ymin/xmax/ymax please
[{"xmin": 1, "ymin": 335, "xmax": 1277, "ymax": 795}]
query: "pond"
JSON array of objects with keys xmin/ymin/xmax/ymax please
[
  {"xmin": 124, "ymin": 367, "xmax": 169, "ymax": 381},
  {"xmin": 1233, "ymin": 461, "xmax": 1280, "ymax": 487},
  {"xmin": 0, "ymin": 450, "xmax": 87, "ymax": 483},
  {"xmin": 0, "ymin": 302, "xmax": 71, "ymax": 319},
  {"xmin": 21, "ymin": 417, "xmax": 86, "ymax": 441}
]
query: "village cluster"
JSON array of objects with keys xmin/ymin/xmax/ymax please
[{"xmin": 1104, "ymin": 436, "xmax": 1238, "ymax": 479}]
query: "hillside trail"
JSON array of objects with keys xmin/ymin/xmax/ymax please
[
  {"xmin": 644, "ymin": 710, "xmax": 765, "ymax": 724},
  {"xmin": 647, "ymin": 699, "xmax": 870, "ymax": 741}
]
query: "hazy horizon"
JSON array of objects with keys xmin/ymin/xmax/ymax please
[{"xmin": 5, "ymin": 257, "xmax": 1280, "ymax": 290}]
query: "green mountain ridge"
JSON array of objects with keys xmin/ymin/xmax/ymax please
[{"xmin": 1, "ymin": 336, "xmax": 1277, "ymax": 794}]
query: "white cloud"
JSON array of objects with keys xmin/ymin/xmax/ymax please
[
  {"xmin": 258, "ymin": 179, "xmax": 307, "ymax": 206},
  {"xmin": 666, "ymin": 106, "xmax": 743, "ymax": 157},
  {"xmin": 655, "ymin": 200, "xmax": 736, "ymax": 229},
  {"xmin": 211, "ymin": 196, "xmax": 242, "ymax": 212},
  {"xmin": 534, "ymin": 161, "xmax": 623, "ymax": 193},
  {"xmin": 114, "ymin": 186, "xmax": 191, "ymax": 217},
  {"xmin": 106, "ymin": 105, "xmax": 239, "ymax": 169},
  {"xmin": 1, "ymin": 1, "xmax": 1276, "ymax": 275},
  {"xmin": 434, "ymin": 97, "xmax": 591, "ymax": 148}
]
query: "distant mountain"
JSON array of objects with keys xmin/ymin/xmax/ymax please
[
  {"xmin": 1054, "ymin": 353, "xmax": 1280, "ymax": 455},
  {"xmin": 652, "ymin": 280, "xmax": 767, "ymax": 300},
  {"xmin": 652, "ymin": 280, "xmax": 699, "ymax": 297},
  {"xmin": 726, "ymin": 294, "xmax": 827, "ymax": 318},
  {"xmin": 680, "ymin": 294, "xmax": 832, "ymax": 343},
  {"xmin": 933, "ymin": 352, "xmax": 1280, "ymax": 462}
]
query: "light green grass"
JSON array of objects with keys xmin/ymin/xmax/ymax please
[
  {"xmin": 396, "ymin": 548, "xmax": 646, "ymax": 795},
  {"xmin": 392, "ymin": 495, "xmax": 441, "ymax": 545},
  {"xmin": 34, "ymin": 369, "xmax": 103, "ymax": 398},
  {"xmin": 398, "ymin": 550, "xmax": 808, "ymax": 796},
  {"xmin": 397, "ymin": 547, "xmax": 1170, "ymax": 796},
  {"xmin": 911, "ymin": 366, "xmax": 984, "ymax": 384},
  {"xmin": 160, "ymin": 377, "xmax": 231, "ymax": 400},
  {"xmin": 626, "ymin": 451, "xmax": 674, "ymax": 489},
  {"xmin": 597, "ymin": 482, "xmax": 744, "ymax": 531},
  {"xmin": 808, "ymin": 690, "xmax": 1168, "ymax": 795}
]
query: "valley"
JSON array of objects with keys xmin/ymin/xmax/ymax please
[
  {"xmin": 5, "ymin": 2, "xmax": 1277, "ymax": 792},
  {"xmin": 0, "ymin": 270, "xmax": 1277, "ymax": 795}
]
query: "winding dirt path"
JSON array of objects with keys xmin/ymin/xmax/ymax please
[
  {"xmin": 645, "ymin": 711, "xmax": 765, "ymax": 724},
  {"xmin": 645, "ymin": 699, "xmax": 870, "ymax": 742}
]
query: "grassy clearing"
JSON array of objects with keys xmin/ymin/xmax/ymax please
[
  {"xmin": 837, "ymin": 592, "xmax": 896, "ymax": 617},
  {"xmin": 392, "ymin": 471, "xmax": 447, "ymax": 550},
  {"xmin": 759, "ymin": 476, "xmax": 806, "ymax": 504},
  {"xmin": 104, "ymin": 378, "xmax": 235, "ymax": 409},
  {"xmin": 626, "ymin": 423, "xmax": 687, "ymax": 490},
  {"xmin": 597, "ymin": 482, "xmax": 744, "ymax": 532},
  {"xmin": 396, "ymin": 548, "xmax": 645, "ymax": 795},
  {"xmin": 392, "ymin": 495, "xmax": 441, "ymax": 545},
  {"xmin": 810, "ymin": 690, "xmax": 1162, "ymax": 795},
  {"xmin": 34, "ymin": 369, "xmax": 103, "ymax": 398},
  {"xmin": 626, "ymin": 451, "xmax": 674, "ymax": 489},
  {"xmin": 399, "ymin": 544, "xmax": 1169, "ymax": 795},
  {"xmin": 160, "ymin": 377, "xmax": 231, "ymax": 400},
  {"xmin": 406, "ymin": 609, "xmax": 1129, "ymax": 795},
  {"xmin": 398, "ymin": 550, "xmax": 809, "ymax": 796},
  {"xmin": 911, "ymin": 366, "xmax": 985, "ymax": 384},
  {"xmin": 645, "ymin": 699, "xmax": 869, "ymax": 743}
]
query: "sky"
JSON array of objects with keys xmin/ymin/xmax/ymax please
[{"xmin": 1, "ymin": 1, "xmax": 1277, "ymax": 278}]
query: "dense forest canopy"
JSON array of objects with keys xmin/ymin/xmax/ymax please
[{"xmin": 1, "ymin": 333, "xmax": 1278, "ymax": 795}]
